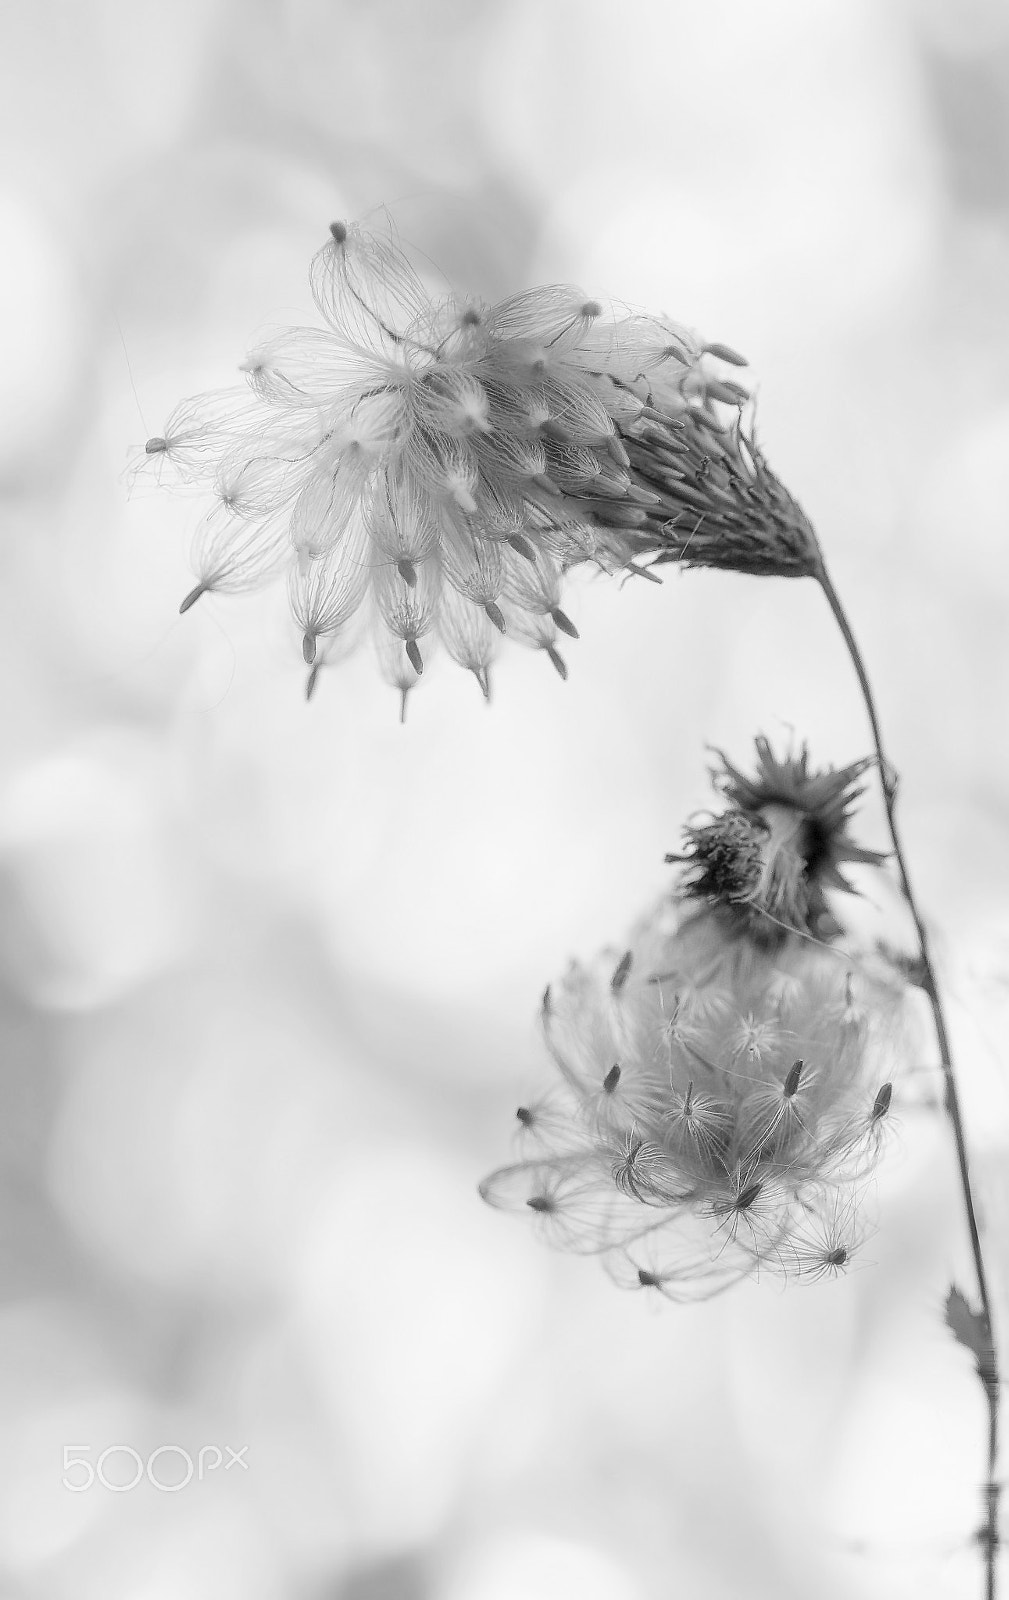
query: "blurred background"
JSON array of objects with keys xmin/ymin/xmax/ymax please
[{"xmin": 1, "ymin": 1, "xmax": 1008, "ymax": 1595}]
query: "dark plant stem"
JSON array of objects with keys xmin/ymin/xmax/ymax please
[{"xmin": 816, "ymin": 557, "xmax": 1000, "ymax": 1600}]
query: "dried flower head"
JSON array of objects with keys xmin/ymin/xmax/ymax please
[
  {"xmin": 674, "ymin": 737, "xmax": 887, "ymax": 944},
  {"xmin": 143, "ymin": 219, "xmax": 820, "ymax": 711},
  {"xmin": 480, "ymin": 900, "xmax": 909, "ymax": 1299}
]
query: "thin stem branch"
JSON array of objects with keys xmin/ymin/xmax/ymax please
[{"xmin": 816, "ymin": 558, "xmax": 1000, "ymax": 1599}]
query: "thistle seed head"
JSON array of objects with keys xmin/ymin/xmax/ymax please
[
  {"xmin": 480, "ymin": 896, "xmax": 912, "ymax": 1299},
  {"xmin": 144, "ymin": 219, "xmax": 821, "ymax": 710}
]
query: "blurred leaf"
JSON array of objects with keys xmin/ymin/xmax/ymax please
[{"xmin": 945, "ymin": 1284, "xmax": 997, "ymax": 1386}]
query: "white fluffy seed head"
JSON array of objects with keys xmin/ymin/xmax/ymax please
[
  {"xmin": 481, "ymin": 898, "xmax": 912, "ymax": 1297},
  {"xmin": 149, "ymin": 218, "xmax": 779, "ymax": 706}
]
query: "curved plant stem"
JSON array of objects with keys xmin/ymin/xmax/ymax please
[{"xmin": 816, "ymin": 557, "xmax": 1001, "ymax": 1599}]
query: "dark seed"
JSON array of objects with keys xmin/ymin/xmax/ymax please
[
  {"xmin": 611, "ymin": 951, "xmax": 633, "ymax": 993},
  {"xmin": 702, "ymin": 341, "xmax": 748, "ymax": 367},
  {"xmin": 507, "ymin": 534, "xmax": 537, "ymax": 562},
  {"xmin": 550, "ymin": 607, "xmax": 579, "ymax": 639},
  {"xmin": 784, "ymin": 1059, "xmax": 804, "ymax": 1098},
  {"xmin": 735, "ymin": 1182, "xmax": 762, "ymax": 1212},
  {"xmin": 872, "ymin": 1082, "xmax": 893, "ymax": 1121},
  {"xmin": 546, "ymin": 646, "xmax": 567, "ymax": 680}
]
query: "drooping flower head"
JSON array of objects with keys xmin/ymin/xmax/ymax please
[
  {"xmin": 143, "ymin": 220, "xmax": 821, "ymax": 712},
  {"xmin": 480, "ymin": 898, "xmax": 908, "ymax": 1300}
]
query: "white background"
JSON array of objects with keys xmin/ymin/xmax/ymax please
[{"xmin": 0, "ymin": 2, "xmax": 1007, "ymax": 1596}]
